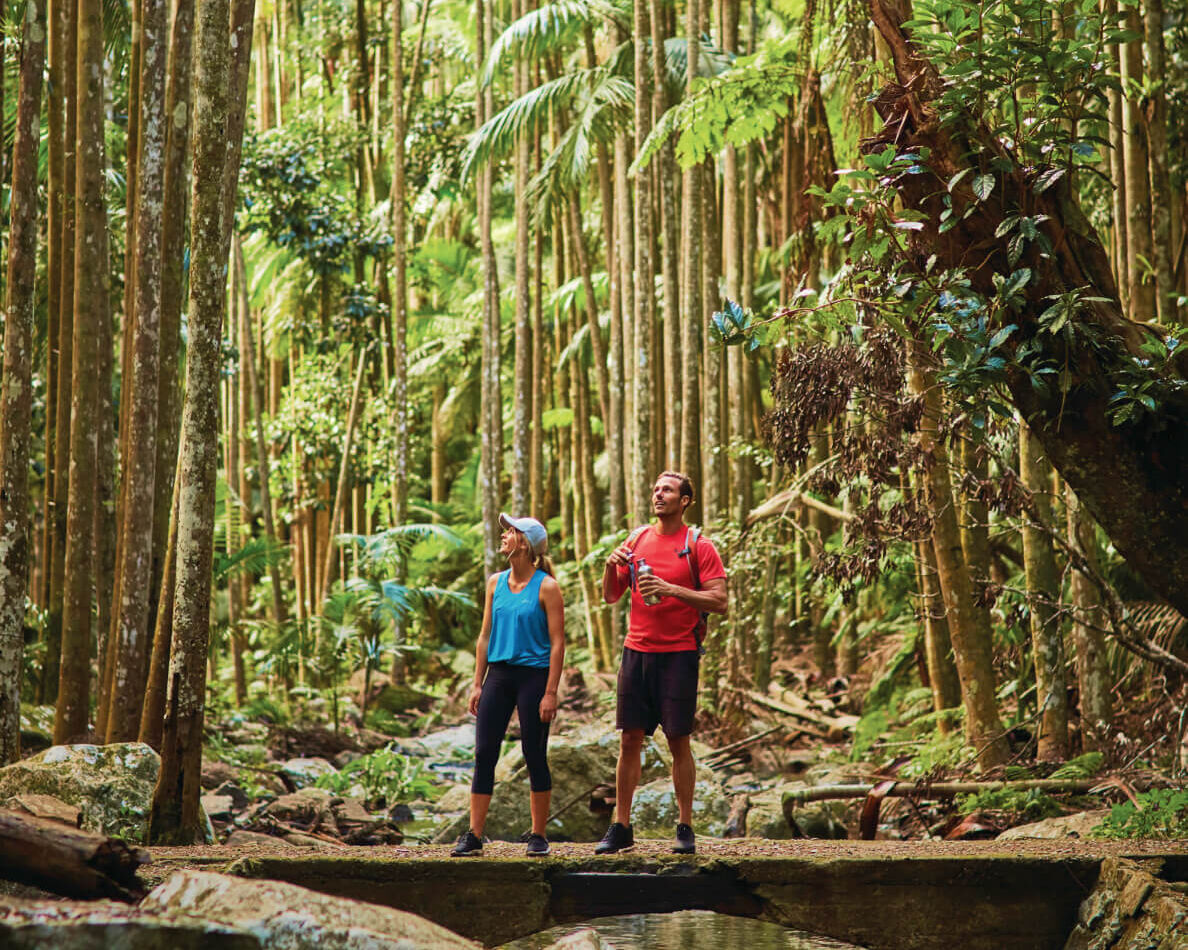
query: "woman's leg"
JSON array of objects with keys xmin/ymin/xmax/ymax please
[
  {"xmin": 470, "ymin": 663, "xmax": 516, "ymax": 835},
  {"xmin": 515, "ymin": 665, "xmax": 553, "ymax": 835}
]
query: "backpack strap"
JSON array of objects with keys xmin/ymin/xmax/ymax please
[
  {"xmin": 676, "ymin": 525, "xmax": 709, "ymax": 656},
  {"xmin": 625, "ymin": 525, "xmax": 649, "ymax": 591}
]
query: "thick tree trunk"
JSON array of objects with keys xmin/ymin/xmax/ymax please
[
  {"xmin": 867, "ymin": 0, "xmax": 1188, "ymax": 620},
  {"xmin": 1018, "ymin": 424, "xmax": 1068, "ymax": 761},
  {"xmin": 0, "ymin": 0, "xmax": 47, "ymax": 764}
]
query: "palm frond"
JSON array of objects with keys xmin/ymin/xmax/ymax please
[
  {"xmin": 484, "ymin": 0, "xmax": 631, "ymax": 85},
  {"xmin": 213, "ymin": 536, "xmax": 288, "ymax": 582}
]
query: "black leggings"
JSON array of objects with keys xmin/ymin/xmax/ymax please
[{"xmin": 472, "ymin": 662, "xmax": 552, "ymax": 795}]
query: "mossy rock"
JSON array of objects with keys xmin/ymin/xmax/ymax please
[
  {"xmin": 629, "ymin": 777, "xmax": 731, "ymax": 839},
  {"xmin": 746, "ymin": 786, "xmax": 800, "ymax": 839},
  {"xmin": 17, "ymin": 705, "xmax": 55, "ymax": 753},
  {"xmin": 0, "ymin": 743, "xmax": 163, "ymax": 843}
]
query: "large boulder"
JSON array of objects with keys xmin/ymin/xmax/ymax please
[
  {"xmin": 142, "ymin": 870, "xmax": 480, "ymax": 949},
  {"xmin": 434, "ymin": 723, "xmax": 699, "ymax": 843},
  {"xmin": 629, "ymin": 777, "xmax": 731, "ymax": 838},
  {"xmin": 17, "ymin": 706, "xmax": 55, "ymax": 753},
  {"xmin": 0, "ymin": 744, "xmax": 164, "ymax": 842},
  {"xmin": 0, "ymin": 895, "xmax": 258, "ymax": 950}
]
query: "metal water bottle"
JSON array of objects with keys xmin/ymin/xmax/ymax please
[{"xmin": 636, "ymin": 557, "xmax": 661, "ymax": 605}]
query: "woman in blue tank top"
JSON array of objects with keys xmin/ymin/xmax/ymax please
[{"xmin": 451, "ymin": 513, "xmax": 565, "ymax": 857}]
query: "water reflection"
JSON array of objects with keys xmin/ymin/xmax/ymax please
[{"xmin": 500, "ymin": 910, "xmax": 866, "ymax": 949}]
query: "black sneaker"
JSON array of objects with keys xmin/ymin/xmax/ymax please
[
  {"xmin": 525, "ymin": 833, "xmax": 550, "ymax": 857},
  {"xmin": 595, "ymin": 821, "xmax": 635, "ymax": 854},
  {"xmin": 672, "ymin": 822, "xmax": 695, "ymax": 854},
  {"xmin": 450, "ymin": 829, "xmax": 483, "ymax": 856}
]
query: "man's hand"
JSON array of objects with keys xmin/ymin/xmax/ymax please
[
  {"xmin": 468, "ymin": 685, "xmax": 483, "ymax": 716},
  {"xmin": 637, "ymin": 571, "xmax": 673, "ymax": 601},
  {"xmin": 605, "ymin": 543, "xmax": 633, "ymax": 568},
  {"xmin": 539, "ymin": 691, "xmax": 558, "ymax": 723}
]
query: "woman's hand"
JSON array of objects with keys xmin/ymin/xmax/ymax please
[
  {"xmin": 468, "ymin": 684, "xmax": 483, "ymax": 716},
  {"xmin": 539, "ymin": 691, "xmax": 558, "ymax": 723}
]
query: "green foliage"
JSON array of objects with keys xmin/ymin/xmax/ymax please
[
  {"xmin": 315, "ymin": 743, "xmax": 439, "ymax": 805},
  {"xmin": 1048, "ymin": 752, "xmax": 1105, "ymax": 780},
  {"xmin": 955, "ymin": 786, "xmax": 1063, "ymax": 822},
  {"xmin": 1092, "ymin": 788, "xmax": 1188, "ymax": 840}
]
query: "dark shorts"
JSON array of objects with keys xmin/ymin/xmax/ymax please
[{"xmin": 616, "ymin": 647, "xmax": 700, "ymax": 738}]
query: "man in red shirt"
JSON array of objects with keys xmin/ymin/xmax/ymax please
[{"xmin": 597, "ymin": 471, "xmax": 728, "ymax": 854}]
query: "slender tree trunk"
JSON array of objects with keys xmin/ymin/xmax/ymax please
[
  {"xmin": 908, "ymin": 348, "xmax": 1008, "ymax": 769},
  {"xmin": 107, "ymin": 0, "xmax": 168, "ymax": 741},
  {"xmin": 235, "ymin": 242, "xmax": 288, "ymax": 627},
  {"xmin": 1120, "ymin": 5, "xmax": 1155, "ymax": 319},
  {"xmin": 46, "ymin": 0, "xmax": 79, "ymax": 705},
  {"xmin": 1143, "ymin": 0, "xmax": 1172, "ymax": 322},
  {"xmin": 701, "ymin": 164, "xmax": 723, "ymax": 525},
  {"xmin": 151, "ymin": 0, "xmax": 196, "ymax": 650},
  {"xmin": 139, "ymin": 450, "xmax": 181, "ymax": 749},
  {"xmin": 56, "ymin": 0, "xmax": 108, "ymax": 742},
  {"xmin": 1019, "ymin": 424, "xmax": 1069, "ymax": 761},
  {"xmin": 0, "ymin": 0, "xmax": 47, "ymax": 764},
  {"xmin": 1064, "ymin": 484, "xmax": 1111, "ymax": 753},
  {"xmin": 678, "ymin": 0, "xmax": 703, "ymax": 520},
  {"xmin": 477, "ymin": 0, "xmax": 501, "ymax": 573},
  {"xmin": 1103, "ymin": 0, "xmax": 1128, "ymax": 313},
  {"xmin": 631, "ymin": 0, "xmax": 655, "ymax": 522},
  {"xmin": 918, "ymin": 534, "xmax": 962, "ymax": 721},
  {"xmin": 510, "ymin": 0, "xmax": 532, "ymax": 515}
]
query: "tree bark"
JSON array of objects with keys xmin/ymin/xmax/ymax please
[
  {"xmin": 631, "ymin": 0, "xmax": 655, "ymax": 523},
  {"xmin": 107, "ymin": 0, "xmax": 168, "ymax": 741},
  {"xmin": 55, "ymin": 0, "xmax": 108, "ymax": 743},
  {"xmin": 1119, "ymin": 5, "xmax": 1155, "ymax": 319},
  {"xmin": 0, "ymin": 0, "xmax": 47, "ymax": 764},
  {"xmin": 1064, "ymin": 483, "xmax": 1111, "ymax": 753},
  {"xmin": 1143, "ymin": 0, "xmax": 1173, "ymax": 322},
  {"xmin": 678, "ymin": 0, "xmax": 703, "ymax": 520},
  {"xmin": 1019, "ymin": 424, "xmax": 1069, "ymax": 761}
]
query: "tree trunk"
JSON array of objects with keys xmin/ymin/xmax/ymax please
[
  {"xmin": 907, "ymin": 346, "xmax": 1008, "ymax": 769},
  {"xmin": 55, "ymin": 0, "xmax": 108, "ymax": 743},
  {"xmin": 678, "ymin": 0, "xmax": 702, "ymax": 520},
  {"xmin": 1103, "ymin": 0, "xmax": 1128, "ymax": 315},
  {"xmin": 510, "ymin": 0, "xmax": 531, "ymax": 515},
  {"xmin": 1019, "ymin": 424, "xmax": 1069, "ymax": 761},
  {"xmin": 631, "ymin": 0, "xmax": 655, "ymax": 523},
  {"xmin": 1064, "ymin": 483, "xmax": 1111, "ymax": 753},
  {"xmin": 149, "ymin": 0, "xmax": 250, "ymax": 844},
  {"xmin": 1119, "ymin": 5, "xmax": 1155, "ymax": 319},
  {"xmin": 0, "ymin": 0, "xmax": 47, "ymax": 764},
  {"xmin": 1143, "ymin": 0, "xmax": 1173, "ymax": 322},
  {"xmin": 107, "ymin": 0, "xmax": 168, "ymax": 741}
]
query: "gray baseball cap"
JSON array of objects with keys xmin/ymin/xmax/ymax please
[{"xmin": 499, "ymin": 513, "xmax": 549, "ymax": 555}]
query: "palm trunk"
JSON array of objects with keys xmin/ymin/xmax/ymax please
[
  {"xmin": 1019, "ymin": 424, "xmax": 1069, "ymax": 761},
  {"xmin": 1064, "ymin": 484, "xmax": 1111, "ymax": 753},
  {"xmin": 106, "ymin": 0, "xmax": 168, "ymax": 740},
  {"xmin": 510, "ymin": 0, "xmax": 532, "ymax": 515},
  {"xmin": 0, "ymin": 0, "xmax": 47, "ymax": 764},
  {"xmin": 631, "ymin": 0, "xmax": 655, "ymax": 523},
  {"xmin": 1143, "ymin": 0, "xmax": 1173, "ymax": 322},
  {"xmin": 908, "ymin": 347, "xmax": 1008, "ymax": 769},
  {"xmin": 55, "ymin": 0, "xmax": 107, "ymax": 743},
  {"xmin": 1120, "ymin": 6, "xmax": 1155, "ymax": 319}
]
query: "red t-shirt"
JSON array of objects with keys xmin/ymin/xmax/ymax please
[{"xmin": 616, "ymin": 525, "xmax": 727, "ymax": 653}]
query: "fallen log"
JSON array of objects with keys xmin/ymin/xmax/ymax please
[
  {"xmin": 0, "ymin": 808, "xmax": 149, "ymax": 901},
  {"xmin": 783, "ymin": 778, "xmax": 1100, "ymax": 805},
  {"xmin": 722, "ymin": 686, "xmax": 852, "ymax": 738}
]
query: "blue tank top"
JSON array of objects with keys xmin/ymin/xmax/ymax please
[{"xmin": 486, "ymin": 569, "xmax": 551, "ymax": 668}]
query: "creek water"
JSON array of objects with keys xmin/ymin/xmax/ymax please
[{"xmin": 499, "ymin": 910, "xmax": 865, "ymax": 949}]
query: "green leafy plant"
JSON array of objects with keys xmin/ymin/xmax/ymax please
[
  {"xmin": 955, "ymin": 786, "xmax": 1062, "ymax": 822},
  {"xmin": 315, "ymin": 743, "xmax": 438, "ymax": 805},
  {"xmin": 1092, "ymin": 788, "xmax": 1188, "ymax": 840}
]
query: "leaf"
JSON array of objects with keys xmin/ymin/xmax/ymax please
[{"xmin": 972, "ymin": 173, "xmax": 995, "ymax": 201}]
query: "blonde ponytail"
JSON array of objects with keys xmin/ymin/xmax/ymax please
[{"xmin": 534, "ymin": 553, "xmax": 556, "ymax": 578}]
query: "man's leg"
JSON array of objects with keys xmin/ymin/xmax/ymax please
[
  {"xmin": 615, "ymin": 728, "xmax": 646, "ymax": 826},
  {"xmin": 667, "ymin": 733, "xmax": 695, "ymax": 826}
]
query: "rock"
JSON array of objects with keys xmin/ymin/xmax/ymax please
[
  {"xmin": 418, "ymin": 724, "xmax": 477, "ymax": 759},
  {"xmin": 202, "ymin": 760, "xmax": 238, "ymax": 790},
  {"xmin": 223, "ymin": 830, "xmax": 290, "ymax": 849},
  {"xmin": 279, "ymin": 758, "xmax": 337, "ymax": 790},
  {"xmin": 202, "ymin": 795, "xmax": 235, "ymax": 822},
  {"xmin": 629, "ymin": 777, "xmax": 731, "ymax": 839},
  {"xmin": 997, "ymin": 809, "xmax": 1110, "ymax": 840},
  {"xmin": 253, "ymin": 788, "xmax": 338, "ymax": 828},
  {"xmin": 142, "ymin": 870, "xmax": 480, "ymax": 948},
  {"xmin": 0, "ymin": 894, "xmax": 260, "ymax": 950},
  {"xmin": 780, "ymin": 791, "xmax": 849, "ymax": 839},
  {"xmin": 367, "ymin": 682, "xmax": 437, "ymax": 715},
  {"xmin": 542, "ymin": 928, "xmax": 614, "ymax": 950},
  {"xmin": 745, "ymin": 787, "xmax": 798, "ymax": 839},
  {"xmin": 433, "ymin": 723, "xmax": 678, "ymax": 843},
  {"xmin": 281, "ymin": 832, "xmax": 347, "ymax": 850},
  {"xmin": 213, "ymin": 782, "xmax": 250, "ymax": 812},
  {"xmin": 9, "ymin": 793, "xmax": 81, "ymax": 827},
  {"xmin": 0, "ymin": 743, "xmax": 170, "ymax": 843}
]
